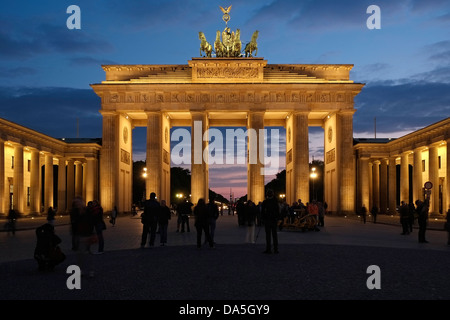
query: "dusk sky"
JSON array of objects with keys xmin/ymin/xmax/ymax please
[{"xmin": 1, "ymin": 0, "xmax": 449, "ymax": 199}]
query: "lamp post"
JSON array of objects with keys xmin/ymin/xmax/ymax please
[
  {"xmin": 142, "ymin": 167, "xmax": 147, "ymax": 201},
  {"xmin": 310, "ymin": 167, "xmax": 317, "ymax": 201}
]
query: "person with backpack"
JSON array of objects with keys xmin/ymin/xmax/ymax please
[{"xmin": 261, "ymin": 189, "xmax": 281, "ymax": 254}]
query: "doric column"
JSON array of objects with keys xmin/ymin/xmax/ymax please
[
  {"xmin": 358, "ymin": 156, "xmax": 370, "ymax": 212},
  {"xmin": 446, "ymin": 140, "xmax": 450, "ymax": 214},
  {"xmin": 66, "ymin": 159, "xmax": 75, "ymax": 209},
  {"xmin": 30, "ymin": 149, "xmax": 40, "ymax": 214},
  {"xmin": 191, "ymin": 111, "xmax": 208, "ymax": 204},
  {"xmin": 0, "ymin": 139, "xmax": 4, "ymax": 215},
  {"xmin": 400, "ymin": 152, "xmax": 410, "ymax": 203},
  {"xmin": 368, "ymin": 161, "xmax": 373, "ymax": 210},
  {"xmin": 380, "ymin": 158, "xmax": 388, "ymax": 214},
  {"xmin": 429, "ymin": 144, "xmax": 439, "ymax": 214},
  {"xmin": 85, "ymin": 157, "xmax": 96, "ymax": 203},
  {"xmin": 413, "ymin": 147, "xmax": 423, "ymax": 203},
  {"xmin": 247, "ymin": 111, "xmax": 265, "ymax": 204},
  {"xmin": 146, "ymin": 112, "xmax": 163, "ymax": 200},
  {"xmin": 372, "ymin": 160, "xmax": 380, "ymax": 210},
  {"xmin": 100, "ymin": 111, "xmax": 119, "ymax": 213},
  {"xmin": 13, "ymin": 144, "xmax": 24, "ymax": 214},
  {"xmin": 388, "ymin": 156, "xmax": 397, "ymax": 214},
  {"xmin": 75, "ymin": 161, "xmax": 83, "ymax": 198},
  {"xmin": 292, "ymin": 112, "xmax": 309, "ymax": 204},
  {"xmin": 336, "ymin": 111, "xmax": 355, "ymax": 214},
  {"xmin": 44, "ymin": 153, "xmax": 53, "ymax": 211},
  {"xmin": 57, "ymin": 157, "xmax": 66, "ymax": 214}
]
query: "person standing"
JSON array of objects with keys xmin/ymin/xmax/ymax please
[
  {"xmin": 446, "ymin": 206, "xmax": 450, "ymax": 246},
  {"xmin": 360, "ymin": 204, "xmax": 367, "ymax": 224},
  {"xmin": 261, "ymin": 189, "xmax": 280, "ymax": 254},
  {"xmin": 206, "ymin": 195, "xmax": 220, "ymax": 245},
  {"xmin": 193, "ymin": 198, "xmax": 214, "ymax": 249},
  {"xmin": 110, "ymin": 206, "xmax": 118, "ymax": 226},
  {"xmin": 244, "ymin": 200, "xmax": 257, "ymax": 243},
  {"xmin": 140, "ymin": 192, "xmax": 161, "ymax": 248},
  {"xmin": 73, "ymin": 198, "xmax": 96, "ymax": 277},
  {"xmin": 90, "ymin": 200, "xmax": 106, "ymax": 254},
  {"xmin": 417, "ymin": 199, "xmax": 429, "ymax": 243},
  {"xmin": 7, "ymin": 208, "xmax": 17, "ymax": 235},
  {"xmin": 371, "ymin": 204, "xmax": 378, "ymax": 223},
  {"xmin": 46, "ymin": 206, "xmax": 55, "ymax": 225},
  {"xmin": 158, "ymin": 200, "xmax": 171, "ymax": 246},
  {"xmin": 399, "ymin": 201, "xmax": 410, "ymax": 235}
]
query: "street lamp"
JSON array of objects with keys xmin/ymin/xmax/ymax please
[
  {"xmin": 310, "ymin": 167, "xmax": 317, "ymax": 201},
  {"xmin": 142, "ymin": 167, "xmax": 148, "ymax": 178},
  {"xmin": 142, "ymin": 167, "xmax": 147, "ymax": 201},
  {"xmin": 279, "ymin": 194, "xmax": 286, "ymax": 200}
]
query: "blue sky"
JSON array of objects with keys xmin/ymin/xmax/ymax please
[{"xmin": 0, "ymin": 0, "xmax": 449, "ymax": 198}]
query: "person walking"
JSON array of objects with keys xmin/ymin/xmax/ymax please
[
  {"xmin": 193, "ymin": 198, "xmax": 214, "ymax": 249},
  {"xmin": 261, "ymin": 189, "xmax": 280, "ymax": 254},
  {"xmin": 371, "ymin": 204, "xmax": 378, "ymax": 223},
  {"xmin": 110, "ymin": 206, "xmax": 118, "ymax": 226},
  {"xmin": 140, "ymin": 192, "xmax": 161, "ymax": 248},
  {"xmin": 399, "ymin": 201, "xmax": 410, "ymax": 235},
  {"xmin": 158, "ymin": 200, "xmax": 171, "ymax": 246},
  {"xmin": 89, "ymin": 200, "xmax": 106, "ymax": 254},
  {"xmin": 360, "ymin": 204, "xmax": 367, "ymax": 224},
  {"xmin": 206, "ymin": 195, "xmax": 220, "ymax": 245},
  {"xmin": 244, "ymin": 200, "xmax": 257, "ymax": 243},
  {"xmin": 446, "ymin": 206, "xmax": 450, "ymax": 246},
  {"xmin": 7, "ymin": 208, "xmax": 17, "ymax": 235},
  {"xmin": 417, "ymin": 199, "xmax": 429, "ymax": 243},
  {"xmin": 46, "ymin": 206, "xmax": 55, "ymax": 225},
  {"xmin": 73, "ymin": 198, "xmax": 96, "ymax": 277}
]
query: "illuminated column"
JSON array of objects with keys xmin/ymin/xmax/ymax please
[
  {"xmin": 75, "ymin": 161, "xmax": 83, "ymax": 198},
  {"xmin": 336, "ymin": 111, "xmax": 355, "ymax": 214},
  {"xmin": 358, "ymin": 156, "xmax": 370, "ymax": 211},
  {"xmin": 388, "ymin": 156, "xmax": 397, "ymax": 214},
  {"xmin": 400, "ymin": 152, "xmax": 409, "ymax": 203},
  {"xmin": 292, "ymin": 112, "xmax": 309, "ymax": 204},
  {"xmin": 146, "ymin": 112, "xmax": 163, "ymax": 200},
  {"xmin": 446, "ymin": 140, "xmax": 450, "ymax": 214},
  {"xmin": 85, "ymin": 157, "xmax": 96, "ymax": 203},
  {"xmin": 0, "ymin": 140, "xmax": 4, "ymax": 214},
  {"xmin": 368, "ymin": 161, "xmax": 373, "ymax": 210},
  {"xmin": 66, "ymin": 159, "xmax": 75, "ymax": 209},
  {"xmin": 191, "ymin": 111, "xmax": 208, "ymax": 204},
  {"xmin": 413, "ymin": 147, "xmax": 423, "ymax": 202},
  {"xmin": 247, "ymin": 111, "xmax": 265, "ymax": 204},
  {"xmin": 100, "ymin": 111, "xmax": 119, "ymax": 212},
  {"xmin": 380, "ymin": 158, "xmax": 388, "ymax": 214},
  {"xmin": 57, "ymin": 157, "xmax": 66, "ymax": 214},
  {"xmin": 30, "ymin": 149, "xmax": 40, "ymax": 213},
  {"xmin": 372, "ymin": 160, "xmax": 380, "ymax": 210},
  {"xmin": 13, "ymin": 144, "xmax": 24, "ymax": 214},
  {"xmin": 429, "ymin": 144, "xmax": 439, "ymax": 214},
  {"xmin": 44, "ymin": 153, "xmax": 53, "ymax": 211}
]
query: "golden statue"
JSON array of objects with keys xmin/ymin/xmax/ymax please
[
  {"xmin": 220, "ymin": 5, "xmax": 232, "ymax": 26},
  {"xmin": 244, "ymin": 30, "xmax": 258, "ymax": 57},
  {"xmin": 198, "ymin": 32, "xmax": 212, "ymax": 57}
]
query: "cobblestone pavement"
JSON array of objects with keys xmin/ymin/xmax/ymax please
[{"xmin": 1, "ymin": 213, "xmax": 450, "ymax": 304}]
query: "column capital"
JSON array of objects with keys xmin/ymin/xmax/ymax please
[{"xmin": 99, "ymin": 110, "xmax": 118, "ymax": 116}]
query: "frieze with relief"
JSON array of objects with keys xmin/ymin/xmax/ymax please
[{"xmin": 197, "ymin": 67, "xmax": 259, "ymax": 79}]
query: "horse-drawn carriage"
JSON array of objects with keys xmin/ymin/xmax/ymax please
[{"xmin": 278, "ymin": 208, "xmax": 319, "ymax": 232}]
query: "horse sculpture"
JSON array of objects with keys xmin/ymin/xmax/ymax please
[
  {"xmin": 244, "ymin": 30, "xmax": 258, "ymax": 58},
  {"xmin": 199, "ymin": 32, "xmax": 212, "ymax": 58},
  {"xmin": 232, "ymin": 29, "xmax": 242, "ymax": 57},
  {"xmin": 214, "ymin": 30, "xmax": 225, "ymax": 57}
]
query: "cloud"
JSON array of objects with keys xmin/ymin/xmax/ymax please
[
  {"xmin": 0, "ymin": 67, "xmax": 37, "ymax": 78},
  {"xmin": 0, "ymin": 86, "xmax": 102, "ymax": 138},
  {"xmin": 0, "ymin": 23, "xmax": 114, "ymax": 60},
  {"xmin": 354, "ymin": 81, "xmax": 450, "ymax": 135}
]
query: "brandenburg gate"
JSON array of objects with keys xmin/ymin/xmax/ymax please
[{"xmin": 91, "ymin": 57, "xmax": 364, "ymax": 214}]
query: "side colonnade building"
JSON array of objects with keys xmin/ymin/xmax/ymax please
[
  {"xmin": 0, "ymin": 118, "xmax": 101, "ymax": 216},
  {"xmin": 354, "ymin": 117, "xmax": 450, "ymax": 216}
]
